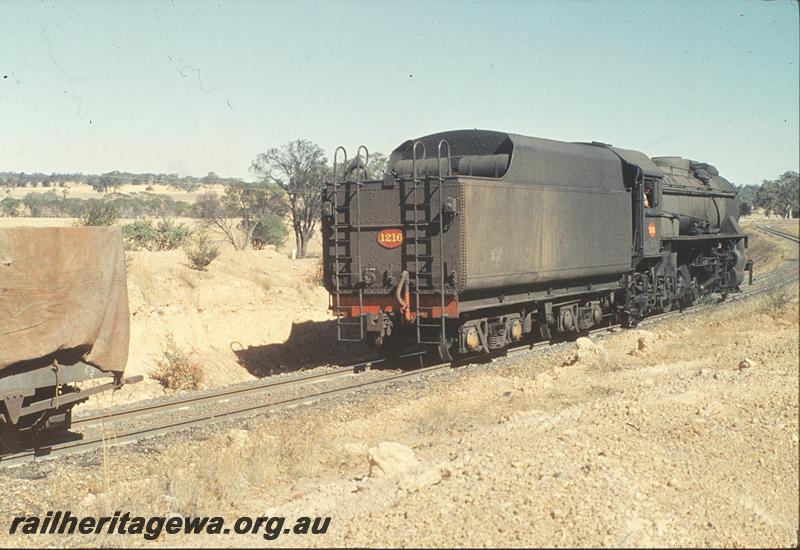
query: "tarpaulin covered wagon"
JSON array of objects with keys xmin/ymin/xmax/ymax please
[{"xmin": 0, "ymin": 226, "xmax": 140, "ymax": 436}]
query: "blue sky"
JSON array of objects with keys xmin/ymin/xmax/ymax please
[{"xmin": 1, "ymin": 0, "xmax": 797, "ymax": 185}]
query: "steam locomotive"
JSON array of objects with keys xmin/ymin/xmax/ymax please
[{"xmin": 321, "ymin": 130, "xmax": 750, "ymax": 361}]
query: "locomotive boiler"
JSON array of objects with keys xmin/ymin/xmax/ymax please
[{"xmin": 321, "ymin": 130, "xmax": 750, "ymax": 361}]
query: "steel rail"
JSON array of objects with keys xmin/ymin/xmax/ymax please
[
  {"xmin": 72, "ymin": 351, "xmax": 426, "ymax": 429},
  {"xmin": 753, "ymin": 262, "xmax": 799, "ymax": 282},
  {"xmin": 756, "ymin": 224, "xmax": 800, "ymax": 244}
]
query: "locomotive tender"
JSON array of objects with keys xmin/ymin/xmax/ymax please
[{"xmin": 322, "ymin": 130, "xmax": 750, "ymax": 361}]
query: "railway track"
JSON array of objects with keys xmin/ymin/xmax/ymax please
[
  {"xmin": 756, "ymin": 224, "xmax": 800, "ymax": 244},
  {"xmin": 0, "ymin": 359, "xmax": 448, "ymax": 468},
  {"xmin": 1, "ymin": 226, "xmax": 797, "ymax": 468},
  {"xmin": 69, "ymin": 253, "xmax": 800, "ymax": 428},
  {"xmin": 72, "ymin": 351, "xmax": 426, "ymax": 429}
]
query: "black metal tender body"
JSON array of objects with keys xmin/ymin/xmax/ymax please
[{"xmin": 322, "ymin": 130, "xmax": 750, "ymax": 361}]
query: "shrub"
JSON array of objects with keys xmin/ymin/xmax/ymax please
[
  {"xmin": 122, "ymin": 220, "xmax": 157, "ymax": 250},
  {"xmin": 0, "ymin": 197, "xmax": 21, "ymax": 217},
  {"xmin": 122, "ymin": 219, "xmax": 192, "ymax": 251},
  {"xmin": 185, "ymin": 231, "xmax": 220, "ymax": 271},
  {"xmin": 153, "ymin": 219, "xmax": 192, "ymax": 250},
  {"xmin": 195, "ymin": 184, "xmax": 287, "ymax": 250},
  {"xmin": 150, "ymin": 337, "xmax": 203, "ymax": 391},
  {"xmin": 78, "ymin": 201, "xmax": 119, "ymax": 226},
  {"xmin": 23, "ymin": 190, "xmax": 62, "ymax": 217},
  {"xmin": 61, "ymin": 197, "xmax": 86, "ymax": 217},
  {"xmin": 107, "ymin": 193, "xmax": 192, "ymax": 219},
  {"xmin": 250, "ymin": 212, "xmax": 288, "ymax": 250}
]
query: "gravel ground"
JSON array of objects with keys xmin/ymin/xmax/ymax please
[{"xmin": 0, "ymin": 278, "xmax": 797, "ymax": 548}]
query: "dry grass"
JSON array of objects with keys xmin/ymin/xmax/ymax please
[
  {"xmin": 150, "ymin": 337, "xmax": 204, "ymax": 391},
  {"xmin": 763, "ymin": 284, "xmax": 797, "ymax": 322},
  {"xmin": 165, "ymin": 449, "xmax": 259, "ymax": 513},
  {"xmin": 768, "ymin": 219, "xmax": 800, "ymax": 237},
  {"xmin": 415, "ymin": 401, "xmax": 459, "ymax": 437},
  {"xmin": 146, "ymin": 416, "xmax": 329, "ymax": 516},
  {"xmin": 409, "ymin": 382, "xmax": 537, "ymax": 440},
  {"xmin": 746, "ymin": 230, "xmax": 785, "ymax": 275},
  {"xmin": 274, "ymin": 416, "xmax": 328, "ymax": 477}
]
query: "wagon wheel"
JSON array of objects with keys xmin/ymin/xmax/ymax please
[
  {"xmin": 31, "ymin": 407, "xmax": 73, "ymax": 436},
  {"xmin": 12, "ymin": 386, "xmax": 77, "ymax": 438}
]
